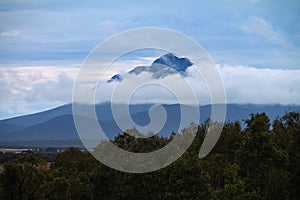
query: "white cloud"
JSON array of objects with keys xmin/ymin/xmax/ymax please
[
  {"xmin": 92, "ymin": 63, "xmax": 300, "ymax": 105},
  {"xmin": 0, "ymin": 62, "xmax": 299, "ymax": 119},
  {"xmin": 95, "ymin": 71, "xmax": 206, "ymax": 105},
  {"xmin": 0, "ymin": 66, "xmax": 78, "ymax": 104},
  {"xmin": 219, "ymin": 64, "xmax": 300, "ymax": 104},
  {"xmin": 1, "ymin": 30, "xmax": 22, "ymax": 37},
  {"xmin": 239, "ymin": 16, "xmax": 288, "ymax": 46},
  {"xmin": 0, "ymin": 57, "xmax": 157, "ymax": 116}
]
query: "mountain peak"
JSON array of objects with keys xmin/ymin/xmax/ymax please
[
  {"xmin": 152, "ymin": 53, "xmax": 193, "ymax": 72},
  {"xmin": 108, "ymin": 53, "xmax": 193, "ymax": 82},
  {"xmin": 107, "ymin": 74, "xmax": 122, "ymax": 83}
]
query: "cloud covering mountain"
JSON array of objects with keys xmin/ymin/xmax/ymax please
[
  {"xmin": 1, "ymin": 54, "xmax": 300, "ymax": 119},
  {"xmin": 107, "ymin": 53, "xmax": 193, "ymax": 82}
]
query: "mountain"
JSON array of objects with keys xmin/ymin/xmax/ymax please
[
  {"xmin": 0, "ymin": 103, "xmax": 299, "ymax": 148},
  {"xmin": 152, "ymin": 53, "xmax": 193, "ymax": 72},
  {"xmin": 107, "ymin": 74, "xmax": 122, "ymax": 83},
  {"xmin": 108, "ymin": 53, "xmax": 193, "ymax": 81}
]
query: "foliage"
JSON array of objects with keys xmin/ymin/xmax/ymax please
[{"xmin": 0, "ymin": 112, "xmax": 299, "ymax": 199}]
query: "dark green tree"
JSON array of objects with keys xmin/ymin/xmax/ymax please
[
  {"xmin": 0, "ymin": 152, "xmax": 61, "ymax": 200},
  {"xmin": 237, "ymin": 113, "xmax": 289, "ymax": 199},
  {"xmin": 51, "ymin": 147, "xmax": 99, "ymax": 200}
]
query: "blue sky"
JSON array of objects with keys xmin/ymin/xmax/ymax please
[{"xmin": 0, "ymin": 0, "xmax": 300, "ymax": 119}]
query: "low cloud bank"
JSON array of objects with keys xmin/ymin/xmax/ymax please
[{"xmin": 0, "ymin": 63, "xmax": 299, "ymax": 118}]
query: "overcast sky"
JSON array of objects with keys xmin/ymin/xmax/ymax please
[{"xmin": 0, "ymin": 0, "xmax": 300, "ymax": 119}]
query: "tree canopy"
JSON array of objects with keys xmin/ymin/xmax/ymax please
[{"xmin": 0, "ymin": 112, "xmax": 299, "ymax": 199}]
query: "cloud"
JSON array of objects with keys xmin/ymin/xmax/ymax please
[
  {"xmin": 96, "ymin": 71, "xmax": 206, "ymax": 105},
  {"xmin": 0, "ymin": 66, "xmax": 78, "ymax": 104},
  {"xmin": 1, "ymin": 61, "xmax": 300, "ymax": 119},
  {"xmin": 0, "ymin": 66, "xmax": 79, "ymax": 119},
  {"xmin": 1, "ymin": 30, "xmax": 22, "ymax": 37},
  {"xmin": 93, "ymin": 62, "xmax": 300, "ymax": 105},
  {"xmin": 0, "ymin": 2, "xmax": 299, "ymax": 68},
  {"xmin": 239, "ymin": 16, "xmax": 287, "ymax": 46},
  {"xmin": 219, "ymin": 64, "xmax": 300, "ymax": 104}
]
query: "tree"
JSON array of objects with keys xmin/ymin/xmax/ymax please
[
  {"xmin": 0, "ymin": 152, "xmax": 60, "ymax": 200},
  {"xmin": 160, "ymin": 157, "xmax": 212, "ymax": 199},
  {"xmin": 237, "ymin": 113, "xmax": 289, "ymax": 199},
  {"xmin": 245, "ymin": 112, "xmax": 270, "ymax": 134},
  {"xmin": 51, "ymin": 147, "xmax": 99, "ymax": 200},
  {"xmin": 273, "ymin": 112, "xmax": 300, "ymax": 199}
]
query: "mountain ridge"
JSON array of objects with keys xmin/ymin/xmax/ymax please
[
  {"xmin": 108, "ymin": 53, "xmax": 193, "ymax": 82},
  {"xmin": 1, "ymin": 103, "xmax": 299, "ymax": 148}
]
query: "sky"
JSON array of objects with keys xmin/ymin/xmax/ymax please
[{"xmin": 0, "ymin": 0, "xmax": 300, "ymax": 119}]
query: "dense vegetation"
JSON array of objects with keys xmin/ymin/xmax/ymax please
[{"xmin": 0, "ymin": 112, "xmax": 299, "ymax": 200}]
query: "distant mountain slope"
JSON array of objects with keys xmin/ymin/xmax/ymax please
[
  {"xmin": 4, "ymin": 114, "xmax": 80, "ymax": 141},
  {"xmin": 0, "ymin": 103, "xmax": 153, "ymax": 135},
  {"xmin": 1, "ymin": 104, "xmax": 73, "ymax": 127},
  {"xmin": 0, "ymin": 103, "xmax": 299, "ymax": 147}
]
